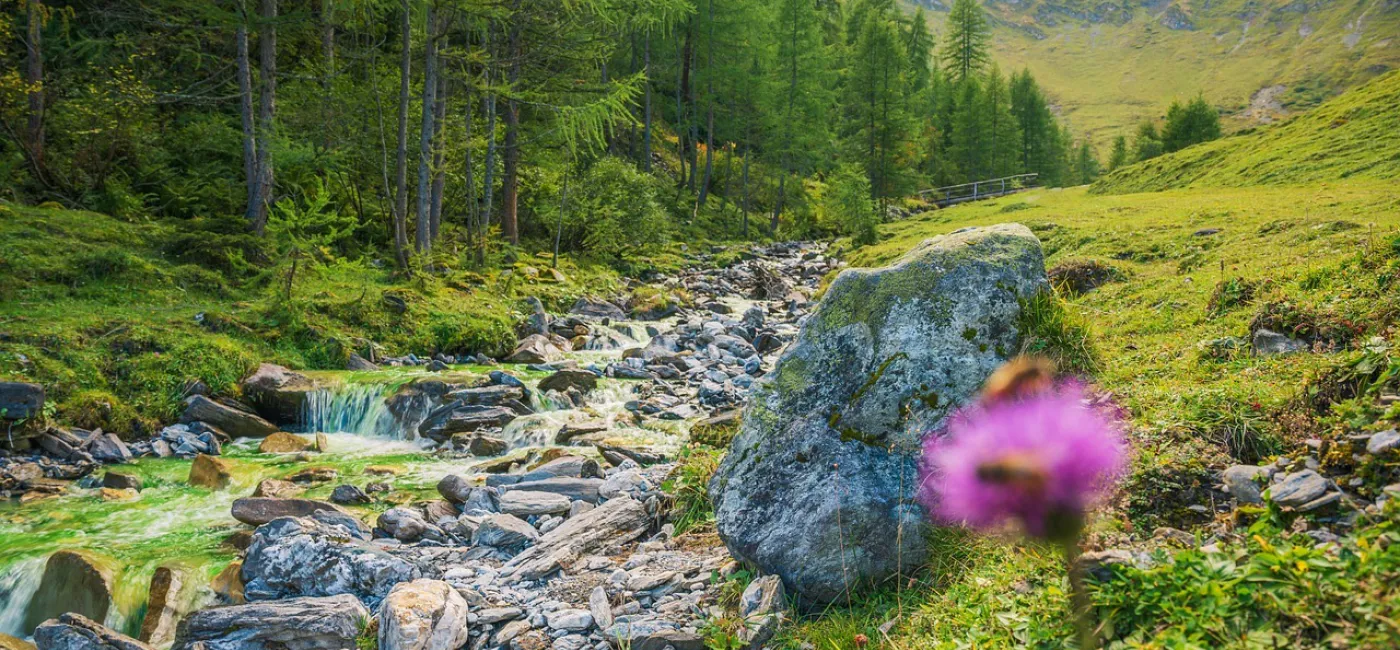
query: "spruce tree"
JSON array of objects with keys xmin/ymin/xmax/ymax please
[
  {"xmin": 942, "ymin": 0, "xmax": 989, "ymax": 84},
  {"xmin": 1107, "ymin": 135, "xmax": 1129, "ymax": 171}
]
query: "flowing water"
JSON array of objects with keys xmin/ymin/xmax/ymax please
[{"xmin": 0, "ymin": 350, "xmax": 681, "ymax": 641}]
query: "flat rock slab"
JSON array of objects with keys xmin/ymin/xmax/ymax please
[
  {"xmin": 180, "ymin": 395, "xmax": 278, "ymax": 439},
  {"xmin": 231, "ymin": 498, "xmax": 350, "ymax": 526},
  {"xmin": 502, "ymin": 497, "xmax": 649, "ymax": 582},
  {"xmin": 172, "ymin": 594, "xmax": 369, "ymax": 650},
  {"xmin": 499, "ymin": 490, "xmax": 572, "ymax": 517}
]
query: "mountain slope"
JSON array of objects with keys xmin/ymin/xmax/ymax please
[
  {"xmin": 1090, "ymin": 69, "xmax": 1400, "ymax": 193},
  {"xmin": 910, "ymin": 0, "xmax": 1400, "ymax": 145}
]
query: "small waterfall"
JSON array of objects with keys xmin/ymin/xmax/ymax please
[
  {"xmin": 0, "ymin": 557, "xmax": 45, "ymax": 637},
  {"xmin": 300, "ymin": 383, "xmax": 394, "ymax": 437}
]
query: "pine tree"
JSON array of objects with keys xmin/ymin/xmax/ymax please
[
  {"xmin": 1133, "ymin": 120, "xmax": 1164, "ymax": 161},
  {"xmin": 948, "ymin": 76, "xmax": 988, "ymax": 182},
  {"xmin": 1107, "ymin": 135, "xmax": 1129, "ymax": 171},
  {"xmin": 848, "ymin": 10, "xmax": 910, "ymax": 208},
  {"xmin": 1072, "ymin": 140, "xmax": 1100, "ymax": 184},
  {"xmin": 983, "ymin": 65, "xmax": 1021, "ymax": 178},
  {"xmin": 1162, "ymin": 95, "xmax": 1221, "ymax": 152},
  {"xmin": 941, "ymin": 0, "xmax": 989, "ymax": 84}
]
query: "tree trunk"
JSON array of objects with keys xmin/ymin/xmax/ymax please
[
  {"xmin": 741, "ymin": 140, "xmax": 751, "ymax": 238},
  {"xmin": 25, "ymin": 1, "xmax": 44, "ymax": 170},
  {"xmin": 553, "ymin": 177, "xmax": 567, "ymax": 269},
  {"xmin": 250, "ymin": 0, "xmax": 278, "ymax": 236},
  {"xmin": 480, "ymin": 90, "xmax": 498, "ymax": 260},
  {"xmin": 414, "ymin": 6, "xmax": 438, "ymax": 253},
  {"xmin": 320, "ymin": 0, "xmax": 334, "ymax": 152},
  {"xmin": 642, "ymin": 30, "xmax": 652, "ymax": 172},
  {"xmin": 429, "ymin": 63, "xmax": 448, "ymax": 242},
  {"xmin": 675, "ymin": 30, "xmax": 689, "ymax": 188},
  {"xmin": 463, "ymin": 83, "xmax": 477, "ymax": 256},
  {"xmin": 695, "ymin": 0, "xmax": 715, "ymax": 212},
  {"xmin": 237, "ymin": 1, "xmax": 258, "ymax": 231},
  {"xmin": 500, "ymin": 12, "xmax": 523, "ymax": 246},
  {"xmin": 392, "ymin": 0, "xmax": 412, "ymax": 268}
]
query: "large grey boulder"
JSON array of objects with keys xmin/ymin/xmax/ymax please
[
  {"xmin": 378, "ymin": 580, "xmax": 471, "ymax": 650},
  {"xmin": 0, "ymin": 382, "xmax": 45, "ymax": 421},
  {"xmin": 709, "ymin": 224, "xmax": 1047, "ymax": 607},
  {"xmin": 172, "ymin": 595, "xmax": 370, "ymax": 650},
  {"xmin": 417, "ymin": 403, "xmax": 517, "ymax": 442},
  {"xmin": 240, "ymin": 364, "xmax": 318, "ymax": 425},
  {"xmin": 24, "ymin": 551, "xmax": 113, "ymax": 633},
  {"xmin": 180, "ymin": 396, "xmax": 278, "ymax": 439},
  {"xmin": 241, "ymin": 516, "xmax": 419, "ymax": 603},
  {"xmin": 34, "ymin": 614, "xmax": 150, "ymax": 650},
  {"xmin": 501, "ymin": 497, "xmax": 650, "ymax": 581}
]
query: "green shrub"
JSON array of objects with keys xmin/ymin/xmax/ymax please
[
  {"xmin": 664, "ymin": 445, "xmax": 723, "ymax": 535},
  {"xmin": 60, "ymin": 390, "xmax": 153, "ymax": 439}
]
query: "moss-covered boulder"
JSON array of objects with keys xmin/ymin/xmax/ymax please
[{"xmin": 709, "ymin": 224, "xmax": 1047, "ymax": 608}]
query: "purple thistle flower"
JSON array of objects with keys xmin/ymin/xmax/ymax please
[{"xmin": 918, "ymin": 381, "xmax": 1127, "ymax": 539}]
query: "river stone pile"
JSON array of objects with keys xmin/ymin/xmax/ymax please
[{"xmin": 711, "ymin": 224, "xmax": 1049, "ymax": 607}]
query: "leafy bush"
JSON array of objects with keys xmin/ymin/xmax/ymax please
[
  {"xmin": 664, "ymin": 445, "xmax": 723, "ymax": 535},
  {"xmin": 819, "ymin": 165, "xmax": 879, "ymax": 245},
  {"xmin": 564, "ymin": 157, "xmax": 671, "ymax": 263}
]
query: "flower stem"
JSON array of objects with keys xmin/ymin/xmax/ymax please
[{"xmin": 1061, "ymin": 538, "xmax": 1097, "ymax": 650}]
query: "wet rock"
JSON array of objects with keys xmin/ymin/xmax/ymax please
[
  {"xmin": 437, "ymin": 475, "xmax": 498, "ymax": 510},
  {"xmin": 347, "ymin": 353, "xmax": 380, "ymax": 371},
  {"xmin": 329, "ymin": 484, "xmax": 372, "ymax": 505},
  {"xmin": 34, "ymin": 614, "xmax": 149, "ymax": 650},
  {"xmin": 86, "ymin": 433, "xmax": 132, "ymax": 464},
  {"xmin": 538, "ymin": 369, "xmax": 599, "ymax": 394},
  {"xmin": 241, "ymin": 364, "xmax": 317, "ymax": 424},
  {"xmin": 452, "ymin": 433, "xmax": 508, "ymax": 457},
  {"xmin": 188, "ymin": 454, "xmax": 234, "ymax": 489},
  {"xmin": 258, "ymin": 432, "xmax": 313, "ymax": 454},
  {"xmin": 418, "ymin": 404, "xmax": 518, "ymax": 442},
  {"xmin": 554, "ymin": 422, "xmax": 608, "ymax": 445},
  {"xmin": 448, "ymin": 384, "xmax": 526, "ymax": 407},
  {"xmin": 507, "ymin": 335, "xmax": 566, "ymax": 365},
  {"xmin": 138, "ymin": 566, "xmax": 187, "ymax": 648},
  {"xmin": 710, "ymin": 224, "xmax": 1047, "ymax": 607},
  {"xmin": 1222, "ymin": 465, "xmax": 1270, "ymax": 504},
  {"xmin": 378, "ymin": 580, "xmax": 471, "ymax": 650},
  {"xmin": 473, "ymin": 514, "xmax": 540, "ymax": 552},
  {"xmin": 172, "ymin": 594, "xmax": 370, "ymax": 650},
  {"xmin": 377, "ymin": 507, "xmax": 444, "ymax": 543},
  {"xmin": 287, "ymin": 467, "xmax": 337, "ymax": 485},
  {"xmin": 1270, "ymin": 470, "xmax": 1331, "ymax": 509},
  {"xmin": 102, "ymin": 472, "xmax": 142, "ymax": 492},
  {"xmin": 571, "ymin": 297, "xmax": 627, "ymax": 321},
  {"xmin": 1252, "ymin": 329, "xmax": 1307, "ymax": 356},
  {"xmin": 242, "ymin": 516, "xmax": 419, "ymax": 602},
  {"xmin": 24, "ymin": 551, "xmax": 113, "ymax": 633},
  {"xmin": 1365, "ymin": 429, "xmax": 1400, "ymax": 455},
  {"xmin": 501, "ymin": 497, "xmax": 650, "ymax": 581},
  {"xmin": 252, "ymin": 478, "xmax": 302, "ymax": 499},
  {"xmin": 499, "ymin": 490, "xmax": 572, "ymax": 517},
  {"xmin": 180, "ymin": 396, "xmax": 278, "ymax": 440},
  {"xmin": 231, "ymin": 498, "xmax": 350, "ymax": 526}
]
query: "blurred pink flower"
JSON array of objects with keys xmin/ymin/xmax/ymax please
[{"xmin": 919, "ymin": 381, "xmax": 1127, "ymax": 539}]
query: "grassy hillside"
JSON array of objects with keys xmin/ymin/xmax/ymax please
[
  {"xmin": 779, "ymin": 179, "xmax": 1400, "ymax": 648},
  {"xmin": 0, "ymin": 203, "xmax": 624, "ymax": 433},
  {"xmin": 911, "ymin": 0, "xmax": 1400, "ymax": 146},
  {"xmin": 1090, "ymin": 70, "xmax": 1400, "ymax": 193}
]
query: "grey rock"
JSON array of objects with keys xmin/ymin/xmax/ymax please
[
  {"xmin": 241, "ymin": 517, "xmax": 419, "ymax": 602},
  {"xmin": 329, "ymin": 484, "xmax": 372, "ymax": 505},
  {"xmin": 570, "ymin": 298, "xmax": 627, "ymax": 321},
  {"xmin": 378, "ymin": 580, "xmax": 472, "ymax": 650},
  {"xmin": 501, "ymin": 497, "xmax": 650, "ymax": 582},
  {"xmin": 1270, "ymin": 470, "xmax": 1331, "ymax": 509},
  {"xmin": 507, "ymin": 335, "xmax": 567, "ymax": 365},
  {"xmin": 1222, "ymin": 465, "xmax": 1270, "ymax": 504},
  {"xmin": 499, "ymin": 478, "xmax": 604, "ymax": 503},
  {"xmin": 377, "ymin": 507, "xmax": 444, "ymax": 543},
  {"xmin": 231, "ymin": 498, "xmax": 350, "ymax": 527},
  {"xmin": 500, "ymin": 491, "xmax": 572, "ymax": 517},
  {"xmin": 102, "ymin": 472, "xmax": 142, "ymax": 492},
  {"xmin": 545, "ymin": 610, "xmax": 593, "ymax": 632},
  {"xmin": 601, "ymin": 618, "xmax": 702, "ymax": 650},
  {"xmin": 538, "ymin": 370, "xmax": 599, "ymax": 394},
  {"xmin": 1252, "ymin": 329, "xmax": 1307, "ymax": 356},
  {"xmin": 241, "ymin": 364, "xmax": 317, "ymax": 425},
  {"xmin": 0, "ymin": 382, "xmax": 45, "ymax": 421},
  {"xmin": 172, "ymin": 595, "xmax": 370, "ymax": 650},
  {"xmin": 520, "ymin": 456, "xmax": 604, "ymax": 481},
  {"xmin": 35, "ymin": 614, "xmax": 150, "ymax": 650},
  {"xmin": 711, "ymin": 224, "xmax": 1047, "ymax": 607},
  {"xmin": 1365, "ymin": 429, "xmax": 1400, "ymax": 455},
  {"xmin": 418, "ymin": 403, "xmax": 518, "ymax": 442},
  {"xmin": 87, "ymin": 434, "xmax": 133, "ymax": 464},
  {"xmin": 588, "ymin": 587, "xmax": 614, "ymax": 631},
  {"xmin": 179, "ymin": 396, "xmax": 278, "ymax": 439},
  {"xmin": 474, "ymin": 514, "xmax": 540, "ymax": 551}
]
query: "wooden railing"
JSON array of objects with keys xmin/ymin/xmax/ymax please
[{"xmin": 917, "ymin": 173, "xmax": 1039, "ymax": 208}]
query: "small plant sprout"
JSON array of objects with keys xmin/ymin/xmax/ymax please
[{"xmin": 919, "ymin": 357, "xmax": 1128, "ymax": 649}]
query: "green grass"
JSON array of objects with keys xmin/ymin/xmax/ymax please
[
  {"xmin": 1092, "ymin": 70, "xmax": 1400, "ymax": 193},
  {"xmin": 0, "ymin": 201, "xmax": 623, "ymax": 433},
  {"xmin": 780, "ymin": 176, "xmax": 1400, "ymax": 648}
]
